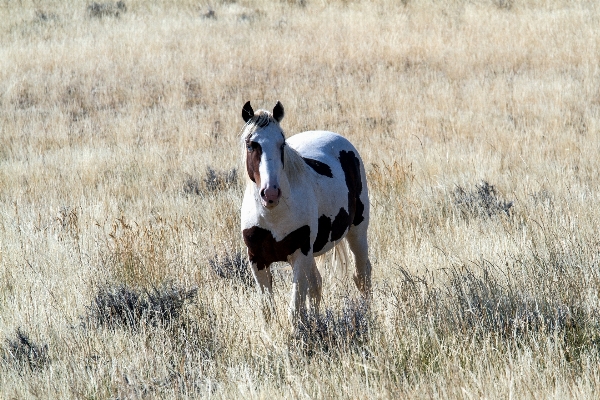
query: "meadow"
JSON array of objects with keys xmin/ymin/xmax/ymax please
[{"xmin": 1, "ymin": 0, "xmax": 600, "ymax": 398}]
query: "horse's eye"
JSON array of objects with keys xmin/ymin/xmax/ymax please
[{"xmin": 246, "ymin": 142, "xmax": 254, "ymax": 152}]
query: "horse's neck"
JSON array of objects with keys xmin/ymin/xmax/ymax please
[{"xmin": 282, "ymin": 145, "xmax": 310, "ymax": 186}]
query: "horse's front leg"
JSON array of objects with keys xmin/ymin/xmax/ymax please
[
  {"xmin": 249, "ymin": 260, "xmax": 275, "ymax": 321},
  {"xmin": 288, "ymin": 249, "xmax": 322, "ymax": 322}
]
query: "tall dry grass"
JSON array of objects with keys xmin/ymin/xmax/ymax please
[{"xmin": 1, "ymin": 0, "xmax": 600, "ymax": 398}]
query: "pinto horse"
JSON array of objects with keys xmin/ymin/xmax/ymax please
[{"xmin": 240, "ymin": 101, "xmax": 371, "ymax": 320}]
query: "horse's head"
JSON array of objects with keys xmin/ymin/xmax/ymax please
[{"xmin": 241, "ymin": 101, "xmax": 286, "ymax": 209}]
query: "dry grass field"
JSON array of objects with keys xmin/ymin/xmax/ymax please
[{"xmin": 1, "ymin": 0, "xmax": 600, "ymax": 398}]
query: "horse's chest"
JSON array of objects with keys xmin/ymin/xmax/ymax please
[{"xmin": 243, "ymin": 225, "xmax": 311, "ymax": 270}]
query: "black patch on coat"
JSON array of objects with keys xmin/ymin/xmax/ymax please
[
  {"xmin": 302, "ymin": 157, "xmax": 333, "ymax": 178},
  {"xmin": 338, "ymin": 150, "xmax": 365, "ymax": 226},
  {"xmin": 354, "ymin": 194, "xmax": 365, "ymax": 225},
  {"xmin": 243, "ymin": 225, "xmax": 311, "ymax": 270},
  {"xmin": 313, "ymin": 215, "xmax": 332, "ymax": 253},
  {"xmin": 330, "ymin": 207, "xmax": 350, "ymax": 242}
]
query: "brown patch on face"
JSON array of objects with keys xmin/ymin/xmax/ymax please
[
  {"xmin": 245, "ymin": 140, "xmax": 262, "ymax": 184},
  {"xmin": 243, "ymin": 225, "xmax": 311, "ymax": 270},
  {"xmin": 339, "ymin": 150, "xmax": 365, "ymax": 226}
]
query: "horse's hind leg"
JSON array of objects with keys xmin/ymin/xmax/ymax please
[{"xmin": 346, "ymin": 223, "xmax": 372, "ymax": 298}]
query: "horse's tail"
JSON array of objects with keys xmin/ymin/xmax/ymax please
[
  {"xmin": 331, "ymin": 239, "xmax": 350, "ymax": 279},
  {"xmin": 315, "ymin": 239, "xmax": 350, "ymax": 285}
]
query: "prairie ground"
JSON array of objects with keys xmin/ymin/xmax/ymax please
[{"xmin": 1, "ymin": 0, "xmax": 600, "ymax": 398}]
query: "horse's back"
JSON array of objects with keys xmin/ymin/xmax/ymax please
[
  {"xmin": 287, "ymin": 131, "xmax": 358, "ymax": 161},
  {"xmin": 287, "ymin": 131, "xmax": 367, "ymax": 190}
]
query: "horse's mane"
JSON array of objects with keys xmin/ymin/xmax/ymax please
[
  {"xmin": 240, "ymin": 110, "xmax": 308, "ymax": 186},
  {"xmin": 282, "ymin": 140, "xmax": 308, "ymax": 186}
]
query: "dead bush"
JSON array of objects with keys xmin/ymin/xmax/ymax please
[
  {"xmin": 208, "ymin": 250, "xmax": 253, "ymax": 288},
  {"xmin": 87, "ymin": 1, "xmax": 126, "ymax": 18},
  {"xmin": 452, "ymin": 181, "xmax": 513, "ymax": 218},
  {"xmin": 204, "ymin": 167, "xmax": 238, "ymax": 192},
  {"xmin": 4, "ymin": 329, "xmax": 49, "ymax": 372},
  {"xmin": 291, "ymin": 298, "xmax": 373, "ymax": 356},
  {"xmin": 84, "ymin": 284, "xmax": 197, "ymax": 330},
  {"xmin": 183, "ymin": 167, "xmax": 238, "ymax": 196}
]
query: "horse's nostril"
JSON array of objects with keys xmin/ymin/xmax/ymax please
[{"xmin": 269, "ymin": 200, "xmax": 273, "ymax": 203}]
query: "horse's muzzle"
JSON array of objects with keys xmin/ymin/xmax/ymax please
[{"xmin": 260, "ymin": 186, "xmax": 281, "ymax": 209}]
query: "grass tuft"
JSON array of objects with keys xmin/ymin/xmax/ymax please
[
  {"xmin": 445, "ymin": 263, "xmax": 575, "ymax": 337},
  {"xmin": 392, "ymin": 251, "xmax": 600, "ymax": 359},
  {"xmin": 208, "ymin": 249, "xmax": 253, "ymax": 288},
  {"xmin": 492, "ymin": 0, "xmax": 514, "ymax": 10},
  {"xmin": 183, "ymin": 175, "xmax": 201, "ymax": 196},
  {"xmin": 204, "ymin": 167, "xmax": 238, "ymax": 192},
  {"xmin": 292, "ymin": 298, "xmax": 373, "ymax": 355},
  {"xmin": 87, "ymin": 1, "xmax": 127, "ymax": 19},
  {"xmin": 34, "ymin": 10, "xmax": 59, "ymax": 23},
  {"xmin": 102, "ymin": 216, "xmax": 175, "ymax": 286},
  {"xmin": 452, "ymin": 181, "xmax": 513, "ymax": 218},
  {"xmin": 183, "ymin": 168, "xmax": 237, "ymax": 195},
  {"xmin": 4, "ymin": 329, "xmax": 49, "ymax": 372},
  {"xmin": 201, "ymin": 9, "xmax": 216, "ymax": 20},
  {"xmin": 84, "ymin": 284, "xmax": 198, "ymax": 330}
]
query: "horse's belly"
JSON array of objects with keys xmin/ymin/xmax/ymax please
[{"xmin": 313, "ymin": 240, "xmax": 337, "ymax": 257}]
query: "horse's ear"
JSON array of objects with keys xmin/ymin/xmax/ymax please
[
  {"xmin": 273, "ymin": 101, "xmax": 284, "ymax": 123},
  {"xmin": 242, "ymin": 101, "xmax": 254, "ymax": 123}
]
